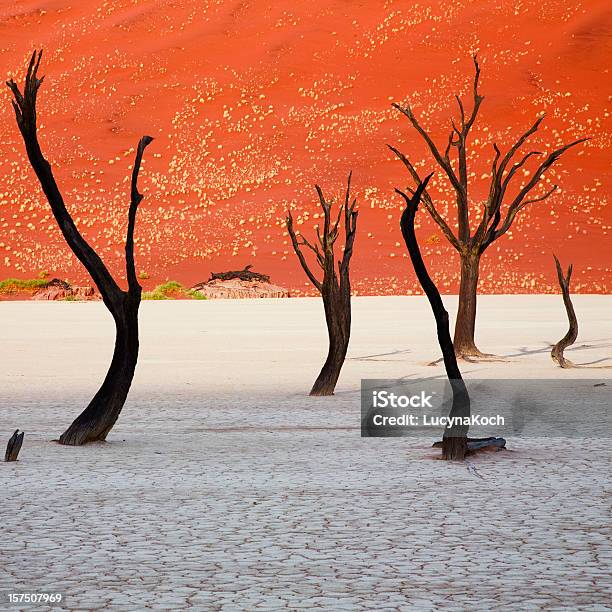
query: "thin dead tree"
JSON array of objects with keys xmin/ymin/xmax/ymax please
[
  {"xmin": 396, "ymin": 175, "xmax": 469, "ymax": 460},
  {"xmin": 286, "ymin": 173, "xmax": 358, "ymax": 396},
  {"xmin": 7, "ymin": 50, "xmax": 153, "ymax": 445},
  {"xmin": 551, "ymin": 254, "xmax": 577, "ymax": 368},
  {"xmin": 389, "ymin": 56, "xmax": 587, "ymax": 359}
]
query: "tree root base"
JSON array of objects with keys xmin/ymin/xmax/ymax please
[
  {"xmin": 552, "ymin": 356, "xmax": 575, "ymax": 369},
  {"xmin": 58, "ymin": 423, "xmax": 110, "ymax": 446},
  {"xmin": 433, "ymin": 436, "xmax": 506, "ymax": 459},
  {"xmin": 427, "ymin": 353, "xmax": 508, "ymax": 366}
]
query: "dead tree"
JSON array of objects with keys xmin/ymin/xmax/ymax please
[
  {"xmin": 210, "ymin": 265, "xmax": 270, "ymax": 283},
  {"xmin": 286, "ymin": 173, "xmax": 358, "ymax": 396},
  {"xmin": 7, "ymin": 50, "xmax": 153, "ymax": 445},
  {"xmin": 397, "ymin": 175, "xmax": 469, "ymax": 460},
  {"xmin": 389, "ymin": 56, "xmax": 587, "ymax": 359},
  {"xmin": 5, "ymin": 430, "xmax": 24, "ymax": 461},
  {"xmin": 551, "ymin": 255, "xmax": 577, "ymax": 368}
]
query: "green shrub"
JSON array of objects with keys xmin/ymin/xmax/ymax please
[
  {"xmin": 142, "ymin": 281, "xmax": 206, "ymax": 301},
  {"xmin": 0, "ymin": 277, "xmax": 49, "ymax": 294},
  {"xmin": 186, "ymin": 289, "xmax": 207, "ymax": 300}
]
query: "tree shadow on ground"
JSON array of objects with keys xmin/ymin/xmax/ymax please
[
  {"xmin": 503, "ymin": 340, "xmax": 612, "ymax": 367},
  {"xmin": 347, "ymin": 349, "xmax": 412, "ymax": 362}
]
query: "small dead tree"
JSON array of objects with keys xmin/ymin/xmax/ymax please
[
  {"xmin": 7, "ymin": 50, "xmax": 153, "ymax": 445},
  {"xmin": 397, "ymin": 175, "xmax": 469, "ymax": 460},
  {"xmin": 389, "ymin": 56, "xmax": 587, "ymax": 359},
  {"xmin": 551, "ymin": 254, "xmax": 577, "ymax": 368},
  {"xmin": 210, "ymin": 265, "xmax": 270, "ymax": 283},
  {"xmin": 286, "ymin": 173, "xmax": 358, "ymax": 396}
]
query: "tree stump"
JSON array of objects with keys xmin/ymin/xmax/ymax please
[{"xmin": 5, "ymin": 430, "xmax": 24, "ymax": 462}]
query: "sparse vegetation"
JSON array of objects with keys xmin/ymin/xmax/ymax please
[
  {"xmin": 186, "ymin": 289, "xmax": 207, "ymax": 300},
  {"xmin": 0, "ymin": 276, "xmax": 206, "ymax": 301},
  {"xmin": 142, "ymin": 281, "xmax": 206, "ymax": 300},
  {"xmin": 0, "ymin": 277, "xmax": 49, "ymax": 294}
]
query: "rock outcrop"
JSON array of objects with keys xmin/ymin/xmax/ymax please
[
  {"xmin": 191, "ymin": 266, "xmax": 289, "ymax": 299},
  {"xmin": 191, "ymin": 278, "xmax": 289, "ymax": 299},
  {"xmin": 33, "ymin": 278, "xmax": 100, "ymax": 301}
]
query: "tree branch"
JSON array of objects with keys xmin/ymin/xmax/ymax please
[
  {"xmin": 340, "ymin": 172, "xmax": 358, "ymax": 283},
  {"xmin": 506, "ymin": 138, "xmax": 587, "ymax": 211},
  {"xmin": 462, "ymin": 55, "xmax": 483, "ymax": 134},
  {"xmin": 490, "ymin": 184, "xmax": 558, "ymax": 244},
  {"xmin": 299, "ymin": 233, "xmax": 326, "ymax": 268},
  {"xmin": 286, "ymin": 211, "xmax": 323, "ymax": 291},
  {"xmin": 450, "ymin": 55, "xmax": 484, "ymax": 241},
  {"xmin": 496, "ymin": 115, "xmax": 545, "ymax": 180},
  {"xmin": 475, "ymin": 149, "xmax": 542, "ymax": 245},
  {"xmin": 392, "ymin": 102, "xmax": 464, "ymax": 196},
  {"xmin": 387, "ymin": 145, "xmax": 461, "ymax": 251},
  {"xmin": 486, "ymin": 115, "xmax": 546, "ymax": 219},
  {"xmin": 315, "ymin": 185, "xmax": 333, "ymax": 251},
  {"xmin": 500, "ymin": 151, "xmax": 543, "ymax": 198},
  {"xmin": 288, "ymin": 177, "xmax": 358, "ymax": 296},
  {"xmin": 479, "ymin": 136, "xmax": 587, "ymax": 251},
  {"xmin": 126, "ymin": 136, "xmax": 153, "ymax": 294}
]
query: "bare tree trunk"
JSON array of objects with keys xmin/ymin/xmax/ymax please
[
  {"xmin": 453, "ymin": 252, "xmax": 485, "ymax": 358},
  {"xmin": 551, "ymin": 255, "xmax": 577, "ymax": 369},
  {"xmin": 287, "ymin": 174, "xmax": 358, "ymax": 397},
  {"xmin": 7, "ymin": 51, "xmax": 152, "ymax": 445},
  {"xmin": 397, "ymin": 177, "xmax": 469, "ymax": 460},
  {"xmin": 59, "ymin": 294, "xmax": 140, "ymax": 445},
  {"xmin": 310, "ymin": 287, "xmax": 350, "ymax": 396}
]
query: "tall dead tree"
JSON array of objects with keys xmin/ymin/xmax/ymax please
[
  {"xmin": 389, "ymin": 56, "xmax": 587, "ymax": 359},
  {"xmin": 286, "ymin": 173, "xmax": 358, "ymax": 396},
  {"xmin": 551, "ymin": 254, "xmax": 577, "ymax": 368},
  {"xmin": 7, "ymin": 50, "xmax": 153, "ymax": 445},
  {"xmin": 396, "ymin": 175, "xmax": 469, "ymax": 460}
]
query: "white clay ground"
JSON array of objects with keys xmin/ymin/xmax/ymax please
[{"xmin": 1, "ymin": 296, "xmax": 611, "ymax": 610}]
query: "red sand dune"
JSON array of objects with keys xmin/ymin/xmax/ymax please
[{"xmin": 0, "ymin": 0, "xmax": 610, "ymax": 295}]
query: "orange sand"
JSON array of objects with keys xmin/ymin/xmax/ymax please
[{"xmin": 0, "ymin": 0, "xmax": 609, "ymax": 295}]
